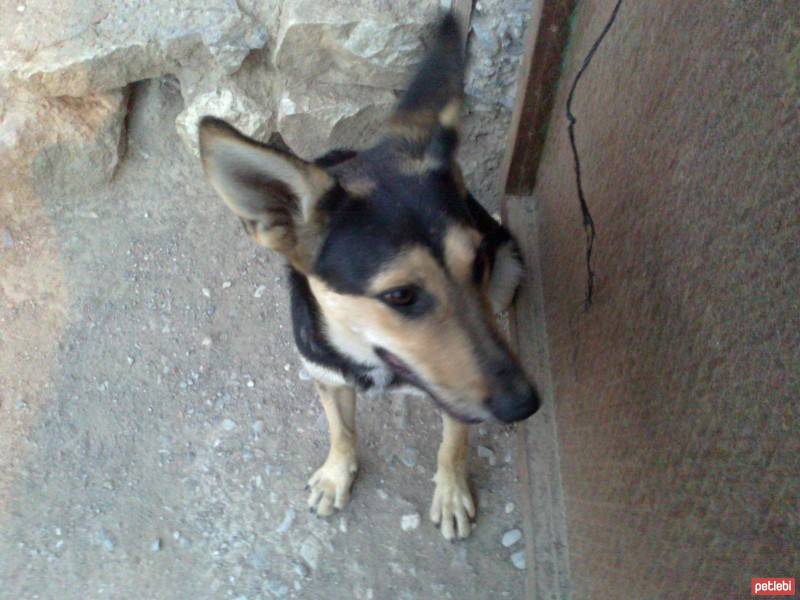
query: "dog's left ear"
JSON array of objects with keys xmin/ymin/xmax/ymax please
[
  {"xmin": 387, "ymin": 13, "xmax": 465, "ymax": 167},
  {"xmin": 199, "ymin": 117, "xmax": 335, "ymax": 270}
]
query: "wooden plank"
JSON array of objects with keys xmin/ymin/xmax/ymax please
[
  {"xmin": 506, "ymin": 196, "xmax": 572, "ymax": 599},
  {"xmin": 498, "ymin": 0, "xmax": 577, "ymax": 197}
]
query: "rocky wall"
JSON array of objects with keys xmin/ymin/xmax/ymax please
[{"xmin": 1, "ymin": 0, "xmax": 534, "ymax": 207}]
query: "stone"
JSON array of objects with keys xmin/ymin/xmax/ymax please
[
  {"xmin": 299, "ymin": 536, "xmax": 321, "ymax": 571},
  {"xmin": 274, "ymin": 0, "xmax": 438, "ymax": 88},
  {"xmin": 477, "ymin": 445, "xmax": 496, "ymax": 466},
  {"xmin": 96, "ymin": 529, "xmax": 116, "ymax": 551},
  {"xmin": 1, "ymin": 227, "xmax": 14, "ymax": 249},
  {"xmin": 401, "ymin": 513, "xmax": 420, "ymax": 531},
  {"xmin": 265, "ymin": 580, "xmax": 289, "ymax": 598},
  {"xmin": 0, "ymin": 0, "xmax": 267, "ymax": 96},
  {"xmin": 276, "ymin": 82, "xmax": 395, "ymax": 160},
  {"xmin": 400, "ymin": 447, "xmax": 418, "ymax": 468},
  {"xmin": 275, "ymin": 508, "xmax": 296, "ymax": 534},
  {"xmin": 501, "ymin": 529, "xmax": 522, "ymax": 547},
  {"xmin": 510, "ymin": 550, "xmax": 526, "ymax": 570},
  {"xmin": 1, "ymin": 86, "xmax": 128, "ymax": 199}
]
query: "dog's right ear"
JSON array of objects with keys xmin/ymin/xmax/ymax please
[{"xmin": 198, "ymin": 117, "xmax": 335, "ymax": 270}]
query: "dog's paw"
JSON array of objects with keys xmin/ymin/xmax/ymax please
[
  {"xmin": 307, "ymin": 451, "xmax": 357, "ymax": 517},
  {"xmin": 430, "ymin": 468, "xmax": 476, "ymax": 541}
]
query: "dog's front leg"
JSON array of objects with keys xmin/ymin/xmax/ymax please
[
  {"xmin": 307, "ymin": 381, "xmax": 358, "ymax": 516},
  {"xmin": 430, "ymin": 413, "xmax": 476, "ymax": 540}
]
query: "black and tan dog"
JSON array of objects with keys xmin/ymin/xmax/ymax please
[{"xmin": 198, "ymin": 14, "xmax": 540, "ymax": 540}]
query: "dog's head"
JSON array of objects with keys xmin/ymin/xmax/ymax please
[{"xmin": 199, "ymin": 14, "xmax": 539, "ymax": 424}]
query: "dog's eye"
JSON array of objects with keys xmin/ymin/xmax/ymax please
[{"xmin": 381, "ymin": 286, "xmax": 417, "ymax": 306}]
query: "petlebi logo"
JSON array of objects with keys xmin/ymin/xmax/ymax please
[{"xmin": 751, "ymin": 577, "xmax": 795, "ymax": 596}]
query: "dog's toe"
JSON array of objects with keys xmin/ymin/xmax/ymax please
[
  {"xmin": 430, "ymin": 469, "xmax": 475, "ymax": 541},
  {"xmin": 306, "ymin": 451, "xmax": 357, "ymax": 518}
]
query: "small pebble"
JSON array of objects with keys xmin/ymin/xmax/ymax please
[
  {"xmin": 377, "ymin": 489, "xmax": 389, "ymax": 501},
  {"xmin": 292, "ymin": 561, "xmax": 310, "ymax": 578},
  {"xmin": 511, "ymin": 550, "xmax": 526, "ymax": 570},
  {"xmin": 477, "ymin": 445, "xmax": 496, "ymax": 465},
  {"xmin": 283, "ymin": 364, "xmax": 291, "ymax": 372},
  {"xmin": 221, "ymin": 419, "xmax": 236, "ymax": 431},
  {"xmin": 151, "ymin": 538, "xmax": 162, "ymax": 552},
  {"xmin": 275, "ymin": 508, "xmax": 296, "ymax": 534},
  {"xmin": 400, "ymin": 447, "xmax": 418, "ymax": 468},
  {"xmin": 222, "ymin": 281, "xmax": 232, "ymax": 289},
  {"xmin": 299, "ymin": 537, "xmax": 321, "ymax": 570},
  {"xmin": 254, "ymin": 285, "xmax": 267, "ymax": 298},
  {"xmin": 201, "ymin": 337, "xmax": 212, "ymax": 347},
  {"xmin": 505, "ymin": 502, "xmax": 515, "ymax": 514},
  {"xmin": 252, "ymin": 420, "xmax": 264, "ymax": 434},
  {"xmin": 298, "ymin": 368, "xmax": 311, "ymax": 381},
  {"xmin": 502, "ymin": 529, "xmax": 522, "ymax": 547},
  {"xmin": 401, "ymin": 513, "xmax": 420, "ymax": 531},
  {"xmin": 97, "ymin": 529, "xmax": 116, "ymax": 551},
  {"xmin": 266, "ymin": 580, "xmax": 289, "ymax": 598},
  {"xmin": 201, "ymin": 288, "xmax": 211, "ymax": 298}
]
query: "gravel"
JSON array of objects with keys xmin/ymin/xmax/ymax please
[
  {"xmin": 501, "ymin": 529, "xmax": 522, "ymax": 547},
  {"xmin": 400, "ymin": 446, "xmax": 418, "ymax": 468},
  {"xmin": 275, "ymin": 508, "xmax": 296, "ymax": 534},
  {"xmin": 401, "ymin": 513, "xmax": 421, "ymax": 531}
]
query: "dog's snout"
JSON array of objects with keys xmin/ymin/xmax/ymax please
[{"xmin": 486, "ymin": 382, "xmax": 541, "ymax": 423}]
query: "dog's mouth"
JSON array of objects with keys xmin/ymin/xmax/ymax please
[{"xmin": 374, "ymin": 347, "xmax": 483, "ymax": 424}]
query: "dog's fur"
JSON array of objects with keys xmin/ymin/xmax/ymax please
[{"xmin": 198, "ymin": 14, "xmax": 540, "ymax": 540}]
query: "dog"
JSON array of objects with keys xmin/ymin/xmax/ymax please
[{"xmin": 198, "ymin": 13, "xmax": 540, "ymax": 541}]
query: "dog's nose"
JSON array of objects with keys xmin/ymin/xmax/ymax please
[{"xmin": 485, "ymin": 385, "xmax": 541, "ymax": 423}]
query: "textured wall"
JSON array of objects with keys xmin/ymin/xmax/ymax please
[
  {"xmin": 530, "ymin": 1, "xmax": 799, "ymax": 597},
  {"xmin": 0, "ymin": 0, "xmax": 535, "ymax": 208}
]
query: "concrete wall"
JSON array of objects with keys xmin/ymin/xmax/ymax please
[{"xmin": 529, "ymin": 1, "xmax": 798, "ymax": 597}]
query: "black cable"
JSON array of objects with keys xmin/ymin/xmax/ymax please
[{"xmin": 566, "ymin": 0, "xmax": 623, "ymax": 310}]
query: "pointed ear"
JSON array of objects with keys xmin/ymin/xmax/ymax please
[
  {"xmin": 198, "ymin": 117, "xmax": 335, "ymax": 269},
  {"xmin": 388, "ymin": 13, "xmax": 465, "ymax": 165}
]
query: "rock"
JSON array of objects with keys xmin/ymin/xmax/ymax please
[
  {"xmin": 265, "ymin": 580, "xmax": 289, "ymax": 598},
  {"xmin": 274, "ymin": 0, "xmax": 438, "ymax": 88},
  {"xmin": 477, "ymin": 445, "xmax": 496, "ymax": 466},
  {"xmin": 221, "ymin": 418, "xmax": 236, "ymax": 431},
  {"xmin": 96, "ymin": 529, "xmax": 116, "ymax": 551},
  {"xmin": 299, "ymin": 536, "xmax": 321, "ymax": 571},
  {"xmin": 501, "ymin": 529, "xmax": 522, "ymax": 547},
  {"xmin": 1, "ymin": 86, "xmax": 128, "ymax": 199},
  {"xmin": 176, "ymin": 85, "xmax": 273, "ymax": 157},
  {"xmin": 400, "ymin": 447, "xmax": 418, "ymax": 468},
  {"xmin": 401, "ymin": 513, "xmax": 420, "ymax": 532},
  {"xmin": 0, "ymin": 0, "xmax": 267, "ymax": 96},
  {"xmin": 292, "ymin": 560, "xmax": 310, "ymax": 578},
  {"xmin": 150, "ymin": 538, "xmax": 162, "ymax": 552},
  {"xmin": 505, "ymin": 502, "xmax": 515, "ymax": 514},
  {"xmin": 510, "ymin": 550, "xmax": 526, "ymax": 570},
  {"xmin": 276, "ymin": 82, "xmax": 395, "ymax": 160},
  {"xmin": 275, "ymin": 508, "xmax": 296, "ymax": 534},
  {"xmin": 1, "ymin": 227, "xmax": 14, "ymax": 249},
  {"xmin": 254, "ymin": 285, "xmax": 267, "ymax": 298}
]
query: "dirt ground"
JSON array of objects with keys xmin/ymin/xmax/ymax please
[{"xmin": 0, "ymin": 79, "xmax": 529, "ymax": 599}]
